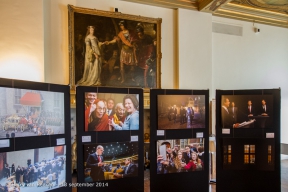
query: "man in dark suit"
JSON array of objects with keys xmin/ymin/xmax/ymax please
[
  {"xmin": 15, "ymin": 166, "xmax": 22, "ymax": 183},
  {"xmin": 247, "ymin": 100, "xmax": 254, "ymax": 117},
  {"xmin": 113, "ymin": 158, "xmax": 137, "ymax": 178},
  {"xmin": 222, "ymin": 98, "xmax": 238, "ymax": 128},
  {"xmin": 229, "ymin": 102, "xmax": 238, "ymax": 123},
  {"xmin": 182, "ymin": 146, "xmax": 191, "ymax": 164},
  {"xmin": 180, "ymin": 106, "xmax": 186, "ymax": 124},
  {"xmin": 188, "ymin": 107, "xmax": 194, "ymax": 125},
  {"xmin": 106, "ymin": 98, "xmax": 115, "ymax": 118},
  {"xmin": 86, "ymin": 145, "xmax": 105, "ymax": 181},
  {"xmin": 260, "ymin": 99, "xmax": 269, "ymax": 115}
]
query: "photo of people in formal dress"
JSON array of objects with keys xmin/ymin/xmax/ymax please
[
  {"xmin": 156, "ymin": 138, "xmax": 204, "ymax": 174},
  {"xmin": 157, "ymin": 95, "xmax": 205, "ymax": 129},
  {"xmin": 73, "ymin": 11, "xmax": 159, "ymax": 88},
  {"xmin": 0, "ymin": 87, "xmax": 65, "ymax": 138},
  {"xmin": 84, "ymin": 92, "xmax": 139, "ymax": 131},
  {"xmin": 221, "ymin": 95, "xmax": 273, "ymax": 128},
  {"xmin": 84, "ymin": 141, "xmax": 138, "ymax": 182},
  {"xmin": 0, "ymin": 146, "xmax": 66, "ymax": 192}
]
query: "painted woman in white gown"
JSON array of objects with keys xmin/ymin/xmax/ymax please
[{"xmin": 77, "ymin": 26, "xmax": 103, "ymax": 86}]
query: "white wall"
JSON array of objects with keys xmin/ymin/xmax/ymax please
[
  {"xmin": 0, "ymin": 0, "xmax": 44, "ymax": 82},
  {"xmin": 39, "ymin": 146, "xmax": 55, "ymax": 161},
  {"xmin": 7, "ymin": 149, "xmax": 34, "ymax": 168},
  {"xmin": 212, "ymin": 16, "xmax": 288, "ymax": 143},
  {"xmin": 178, "ymin": 9, "xmax": 212, "ymax": 94}
]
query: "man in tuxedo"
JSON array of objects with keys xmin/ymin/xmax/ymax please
[
  {"xmin": 260, "ymin": 99, "xmax": 269, "ymax": 115},
  {"xmin": 86, "ymin": 145, "xmax": 105, "ymax": 181},
  {"xmin": 229, "ymin": 102, "xmax": 238, "ymax": 123},
  {"xmin": 222, "ymin": 98, "xmax": 238, "ymax": 128},
  {"xmin": 84, "ymin": 92, "xmax": 97, "ymax": 131},
  {"xmin": 183, "ymin": 146, "xmax": 191, "ymax": 164},
  {"xmin": 180, "ymin": 106, "xmax": 186, "ymax": 124},
  {"xmin": 188, "ymin": 107, "xmax": 194, "ymax": 125},
  {"xmin": 106, "ymin": 98, "xmax": 115, "ymax": 118},
  {"xmin": 113, "ymin": 158, "xmax": 137, "ymax": 178},
  {"xmin": 171, "ymin": 105, "xmax": 177, "ymax": 123},
  {"xmin": 247, "ymin": 100, "xmax": 254, "ymax": 117}
]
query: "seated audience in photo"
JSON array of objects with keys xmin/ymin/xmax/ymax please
[
  {"xmin": 113, "ymin": 164, "xmax": 122, "ymax": 173},
  {"xmin": 113, "ymin": 158, "xmax": 137, "ymax": 178}
]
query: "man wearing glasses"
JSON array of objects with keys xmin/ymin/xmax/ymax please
[{"xmin": 88, "ymin": 100, "xmax": 109, "ymax": 131}]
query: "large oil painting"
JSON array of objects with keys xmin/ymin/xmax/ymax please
[{"xmin": 68, "ymin": 5, "xmax": 162, "ymax": 90}]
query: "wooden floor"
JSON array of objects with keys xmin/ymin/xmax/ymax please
[{"xmin": 72, "ymin": 156, "xmax": 288, "ymax": 192}]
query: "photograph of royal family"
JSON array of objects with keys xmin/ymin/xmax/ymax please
[
  {"xmin": 0, "ymin": 146, "xmax": 66, "ymax": 192},
  {"xmin": 84, "ymin": 142, "xmax": 138, "ymax": 182},
  {"xmin": 156, "ymin": 138, "xmax": 204, "ymax": 174},
  {"xmin": 0, "ymin": 87, "xmax": 65, "ymax": 138},
  {"xmin": 84, "ymin": 92, "xmax": 140, "ymax": 131},
  {"xmin": 157, "ymin": 95, "xmax": 205, "ymax": 129},
  {"xmin": 221, "ymin": 95, "xmax": 273, "ymax": 128}
]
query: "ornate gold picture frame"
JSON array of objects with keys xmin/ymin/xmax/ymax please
[{"xmin": 68, "ymin": 5, "xmax": 162, "ymax": 91}]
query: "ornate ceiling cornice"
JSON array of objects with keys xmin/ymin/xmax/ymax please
[{"xmin": 122, "ymin": 0, "xmax": 288, "ymax": 28}]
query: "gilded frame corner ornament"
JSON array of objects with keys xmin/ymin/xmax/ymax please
[{"xmin": 68, "ymin": 4, "xmax": 162, "ymax": 92}]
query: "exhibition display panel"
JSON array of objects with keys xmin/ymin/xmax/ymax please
[
  {"xmin": 76, "ymin": 86, "xmax": 144, "ymax": 192},
  {"xmin": 150, "ymin": 89, "xmax": 209, "ymax": 192},
  {"xmin": 216, "ymin": 89, "xmax": 281, "ymax": 192},
  {"xmin": 0, "ymin": 77, "xmax": 72, "ymax": 192}
]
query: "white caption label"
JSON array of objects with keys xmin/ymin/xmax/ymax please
[
  {"xmin": 157, "ymin": 130, "xmax": 165, "ymax": 136},
  {"xmin": 56, "ymin": 138, "xmax": 65, "ymax": 145},
  {"xmin": 82, "ymin": 136, "xmax": 91, "ymax": 142},
  {"xmin": 131, "ymin": 135, "xmax": 138, "ymax": 142},
  {"xmin": 266, "ymin": 133, "xmax": 274, "ymax": 138},
  {"xmin": 222, "ymin": 129, "xmax": 230, "ymax": 134},
  {"xmin": 196, "ymin": 132, "xmax": 204, "ymax": 138},
  {"xmin": 0, "ymin": 140, "xmax": 9, "ymax": 148}
]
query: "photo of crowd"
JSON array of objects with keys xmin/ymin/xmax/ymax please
[
  {"xmin": 157, "ymin": 95, "xmax": 205, "ymax": 129},
  {"xmin": 84, "ymin": 141, "xmax": 138, "ymax": 182},
  {"xmin": 0, "ymin": 87, "xmax": 65, "ymax": 138},
  {"xmin": 156, "ymin": 138, "xmax": 204, "ymax": 174},
  {"xmin": 221, "ymin": 95, "xmax": 273, "ymax": 128},
  {"xmin": 84, "ymin": 92, "xmax": 139, "ymax": 131},
  {"xmin": 0, "ymin": 146, "xmax": 66, "ymax": 192}
]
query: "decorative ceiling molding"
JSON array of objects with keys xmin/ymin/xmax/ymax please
[
  {"xmin": 200, "ymin": 0, "xmax": 232, "ymax": 12},
  {"xmin": 122, "ymin": 0, "xmax": 288, "ymax": 28},
  {"xmin": 231, "ymin": 0, "xmax": 288, "ymax": 14},
  {"xmin": 122, "ymin": 0, "xmax": 198, "ymax": 10},
  {"xmin": 214, "ymin": 3, "xmax": 288, "ymax": 28}
]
